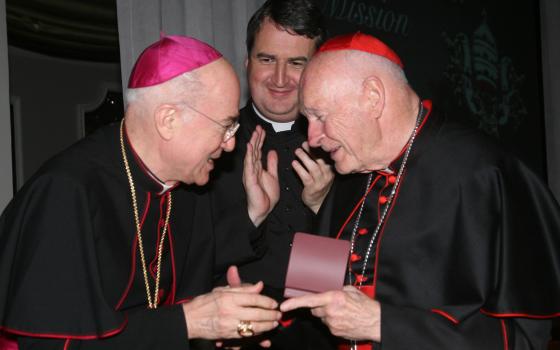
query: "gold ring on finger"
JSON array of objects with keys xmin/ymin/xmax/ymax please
[{"xmin": 237, "ymin": 320, "xmax": 254, "ymax": 337}]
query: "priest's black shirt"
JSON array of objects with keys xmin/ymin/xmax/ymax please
[{"xmin": 209, "ymin": 102, "xmax": 336, "ymax": 350}]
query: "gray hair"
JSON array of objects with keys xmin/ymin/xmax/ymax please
[{"xmin": 125, "ymin": 70, "xmax": 202, "ymax": 111}]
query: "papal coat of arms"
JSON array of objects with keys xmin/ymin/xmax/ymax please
[{"xmin": 442, "ymin": 13, "xmax": 527, "ymax": 138}]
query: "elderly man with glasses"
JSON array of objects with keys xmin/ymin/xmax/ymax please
[{"xmin": 0, "ymin": 35, "xmax": 281, "ymax": 349}]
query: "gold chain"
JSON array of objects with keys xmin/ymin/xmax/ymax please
[{"xmin": 119, "ymin": 119, "xmax": 172, "ymax": 309}]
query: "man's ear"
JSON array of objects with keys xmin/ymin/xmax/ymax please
[
  {"xmin": 154, "ymin": 104, "xmax": 181, "ymax": 141},
  {"xmin": 361, "ymin": 76, "xmax": 385, "ymax": 119}
]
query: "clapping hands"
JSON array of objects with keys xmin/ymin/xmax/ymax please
[{"xmin": 243, "ymin": 125, "xmax": 280, "ymax": 227}]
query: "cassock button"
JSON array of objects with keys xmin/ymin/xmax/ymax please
[
  {"xmin": 379, "ymin": 195, "xmax": 388, "ymax": 204},
  {"xmin": 358, "ymin": 228, "xmax": 368, "ymax": 235},
  {"xmin": 355, "ymin": 274, "xmax": 368, "ymax": 283},
  {"xmin": 388, "ymin": 175, "xmax": 397, "ymax": 184},
  {"xmin": 350, "ymin": 253, "xmax": 361, "ymax": 262}
]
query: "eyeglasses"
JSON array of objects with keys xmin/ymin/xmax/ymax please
[{"xmin": 181, "ymin": 103, "xmax": 240, "ymax": 142}]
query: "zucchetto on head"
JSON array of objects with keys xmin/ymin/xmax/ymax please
[
  {"xmin": 318, "ymin": 32, "xmax": 403, "ymax": 68},
  {"xmin": 128, "ymin": 35, "xmax": 223, "ymax": 88}
]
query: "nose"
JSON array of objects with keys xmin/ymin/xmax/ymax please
[
  {"xmin": 222, "ymin": 136, "xmax": 236, "ymax": 152},
  {"xmin": 307, "ymin": 120, "xmax": 323, "ymax": 148},
  {"xmin": 272, "ymin": 62, "xmax": 287, "ymax": 87}
]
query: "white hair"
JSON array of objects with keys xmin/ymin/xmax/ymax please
[{"xmin": 125, "ymin": 71, "xmax": 202, "ymax": 111}]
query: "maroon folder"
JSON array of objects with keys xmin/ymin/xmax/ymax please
[{"xmin": 284, "ymin": 232, "xmax": 351, "ymax": 298}]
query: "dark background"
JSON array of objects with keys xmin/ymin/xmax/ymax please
[{"xmin": 316, "ymin": 0, "xmax": 546, "ymax": 178}]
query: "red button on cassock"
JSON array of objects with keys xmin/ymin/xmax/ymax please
[
  {"xmin": 355, "ymin": 274, "xmax": 368, "ymax": 283},
  {"xmin": 379, "ymin": 195, "xmax": 388, "ymax": 204}
]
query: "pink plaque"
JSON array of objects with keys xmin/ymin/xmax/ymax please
[{"xmin": 284, "ymin": 232, "xmax": 351, "ymax": 298}]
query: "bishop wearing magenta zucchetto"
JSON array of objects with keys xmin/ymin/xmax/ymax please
[{"xmin": 0, "ymin": 35, "xmax": 282, "ymax": 349}]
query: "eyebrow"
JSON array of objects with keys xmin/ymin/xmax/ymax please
[
  {"xmin": 288, "ymin": 57, "xmax": 309, "ymax": 63},
  {"xmin": 255, "ymin": 53, "xmax": 309, "ymax": 62},
  {"xmin": 256, "ymin": 53, "xmax": 275, "ymax": 60}
]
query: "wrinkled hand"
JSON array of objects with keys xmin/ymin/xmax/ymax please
[
  {"xmin": 243, "ymin": 125, "xmax": 280, "ymax": 227},
  {"xmin": 215, "ymin": 266, "xmax": 273, "ymax": 348},
  {"xmin": 292, "ymin": 142, "xmax": 334, "ymax": 214},
  {"xmin": 279, "ymin": 286, "xmax": 381, "ymax": 342},
  {"xmin": 183, "ymin": 280, "xmax": 281, "ymax": 340}
]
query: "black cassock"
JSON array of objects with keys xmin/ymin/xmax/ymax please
[
  {"xmin": 318, "ymin": 100, "xmax": 560, "ymax": 349},
  {"xmin": 0, "ymin": 122, "xmax": 260, "ymax": 349},
  {"xmin": 209, "ymin": 102, "xmax": 336, "ymax": 350}
]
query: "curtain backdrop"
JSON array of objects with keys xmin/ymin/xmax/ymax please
[
  {"xmin": 116, "ymin": 0, "xmax": 265, "ymax": 104},
  {"xmin": 0, "ymin": 0, "xmax": 13, "ymax": 210},
  {"xmin": 540, "ymin": 0, "xmax": 560, "ymax": 200}
]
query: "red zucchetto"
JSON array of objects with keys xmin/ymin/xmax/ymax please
[
  {"xmin": 128, "ymin": 35, "xmax": 223, "ymax": 88},
  {"xmin": 318, "ymin": 32, "xmax": 403, "ymax": 68}
]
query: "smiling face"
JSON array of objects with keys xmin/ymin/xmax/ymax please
[
  {"xmin": 166, "ymin": 59, "xmax": 240, "ymax": 185},
  {"xmin": 301, "ymin": 53, "xmax": 388, "ymax": 174},
  {"xmin": 246, "ymin": 18, "xmax": 317, "ymax": 123}
]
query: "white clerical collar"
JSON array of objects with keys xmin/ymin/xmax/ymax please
[
  {"xmin": 252, "ymin": 104, "xmax": 295, "ymax": 132},
  {"xmin": 158, "ymin": 181, "xmax": 174, "ymax": 195},
  {"xmin": 143, "ymin": 169, "xmax": 174, "ymax": 195}
]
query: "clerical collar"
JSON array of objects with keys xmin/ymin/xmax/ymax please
[
  {"xmin": 123, "ymin": 123, "xmax": 177, "ymax": 195},
  {"xmin": 146, "ymin": 172, "xmax": 174, "ymax": 195},
  {"xmin": 252, "ymin": 103, "xmax": 295, "ymax": 132},
  {"xmin": 138, "ymin": 162, "xmax": 176, "ymax": 196}
]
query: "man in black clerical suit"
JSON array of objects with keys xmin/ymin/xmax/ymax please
[
  {"xmin": 0, "ymin": 35, "xmax": 282, "ymax": 349},
  {"xmin": 280, "ymin": 32, "xmax": 560, "ymax": 349},
  {"xmin": 209, "ymin": 0, "xmax": 336, "ymax": 349}
]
